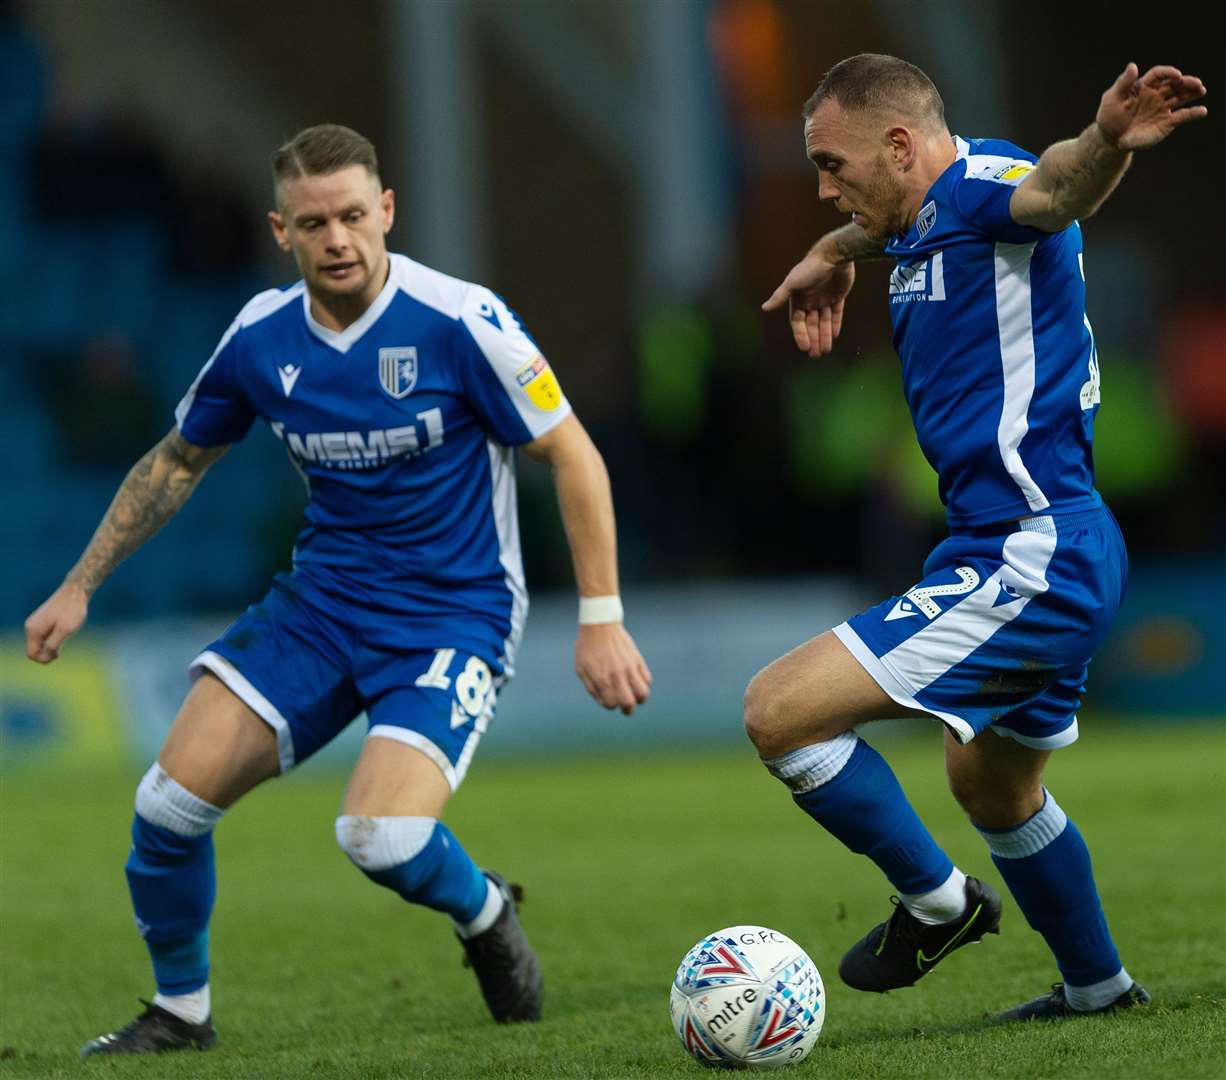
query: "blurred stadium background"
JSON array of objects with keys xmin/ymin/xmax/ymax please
[{"xmin": 1, "ymin": 0, "xmax": 1222, "ymax": 769}]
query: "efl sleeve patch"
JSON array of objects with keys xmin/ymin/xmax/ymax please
[
  {"xmin": 993, "ymin": 162, "xmax": 1035, "ymax": 184},
  {"xmin": 953, "ymin": 155, "xmax": 1047, "ymax": 243},
  {"xmin": 459, "ymin": 285, "xmax": 571, "ymax": 443},
  {"xmin": 514, "ymin": 356, "xmax": 563, "ymax": 412},
  {"xmin": 963, "ymin": 155, "xmax": 1037, "ymax": 187}
]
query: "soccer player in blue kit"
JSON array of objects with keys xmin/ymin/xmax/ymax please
[
  {"xmin": 756, "ymin": 56, "xmax": 1206, "ymax": 1018},
  {"xmin": 24, "ymin": 125, "xmax": 652, "ymax": 1054}
]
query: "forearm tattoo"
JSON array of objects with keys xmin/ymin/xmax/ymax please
[
  {"xmin": 1041, "ymin": 125, "xmax": 1132, "ymax": 220},
  {"xmin": 66, "ymin": 432, "xmax": 210, "ymax": 595},
  {"xmin": 824, "ymin": 224, "xmax": 886, "ymax": 264}
]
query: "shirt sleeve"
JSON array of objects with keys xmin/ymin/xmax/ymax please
[
  {"xmin": 952, "ymin": 157, "xmax": 1050, "ymax": 244},
  {"xmin": 456, "ymin": 285, "xmax": 572, "ymax": 446},
  {"xmin": 174, "ymin": 319, "xmax": 258, "ymax": 447}
]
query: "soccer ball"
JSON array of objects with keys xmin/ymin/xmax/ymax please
[{"xmin": 669, "ymin": 925, "xmax": 825, "ymax": 1069}]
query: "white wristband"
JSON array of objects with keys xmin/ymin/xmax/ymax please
[{"xmin": 578, "ymin": 595, "xmax": 623, "ymax": 625}]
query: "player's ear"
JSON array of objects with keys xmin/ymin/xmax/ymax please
[
  {"xmin": 381, "ymin": 188, "xmax": 395, "ymax": 234},
  {"xmin": 886, "ymin": 126, "xmax": 917, "ymax": 171},
  {"xmin": 268, "ymin": 210, "xmax": 292, "ymax": 253}
]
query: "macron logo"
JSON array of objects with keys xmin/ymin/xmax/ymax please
[
  {"xmin": 278, "ymin": 364, "xmax": 302, "ymax": 397},
  {"xmin": 476, "ymin": 300, "xmax": 503, "ymax": 331},
  {"xmin": 884, "ymin": 599, "xmax": 919, "ymax": 621}
]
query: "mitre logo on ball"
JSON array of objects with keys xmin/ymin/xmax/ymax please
[{"xmin": 669, "ymin": 926, "xmax": 825, "ymax": 1069}]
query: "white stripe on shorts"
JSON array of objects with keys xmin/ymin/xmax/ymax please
[
  {"xmin": 990, "ymin": 719, "xmax": 1080, "ymax": 749},
  {"xmin": 366, "ymin": 680, "xmax": 496, "ymax": 793},
  {"xmin": 833, "ymin": 623, "xmax": 977, "ymax": 741},
  {"xmin": 452, "ymin": 692, "xmax": 496, "ymax": 788},
  {"xmin": 837, "ymin": 522, "xmax": 1059, "ymax": 745},
  {"xmin": 191, "ymin": 650, "xmax": 295, "ymax": 773},
  {"xmin": 368, "ymin": 727, "xmax": 459, "ymax": 790},
  {"xmin": 881, "ymin": 526, "xmax": 1056, "ymax": 687}
]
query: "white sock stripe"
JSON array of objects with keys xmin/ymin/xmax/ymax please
[
  {"xmin": 134, "ymin": 765, "xmax": 224, "ymax": 837},
  {"xmin": 454, "ymin": 877, "xmax": 505, "ymax": 939},
  {"xmin": 153, "ymin": 985, "xmax": 211, "ymax": 1025},
  {"xmin": 899, "ymin": 867, "xmax": 968, "ymax": 925},
  {"xmin": 978, "ymin": 788, "xmax": 1068, "ymax": 859},
  {"xmin": 764, "ymin": 732, "xmax": 859, "ymax": 794},
  {"xmin": 335, "ymin": 815, "xmax": 437, "ymax": 872},
  {"xmin": 1065, "ymin": 968, "xmax": 1132, "ymax": 1010}
]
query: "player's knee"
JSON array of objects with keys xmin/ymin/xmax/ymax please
[
  {"xmin": 743, "ymin": 672, "xmax": 781, "ymax": 754},
  {"xmin": 134, "ymin": 763, "xmax": 225, "ymax": 840},
  {"xmin": 744, "ymin": 667, "xmax": 845, "ymax": 758},
  {"xmin": 335, "ymin": 814, "xmax": 438, "ymax": 877},
  {"xmin": 744, "ymin": 672, "xmax": 810, "ymax": 758}
]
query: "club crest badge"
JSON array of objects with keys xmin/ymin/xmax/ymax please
[
  {"xmin": 378, "ymin": 347, "xmax": 418, "ymax": 399},
  {"xmin": 915, "ymin": 200, "xmax": 937, "ymax": 240}
]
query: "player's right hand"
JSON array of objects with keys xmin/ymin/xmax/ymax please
[
  {"xmin": 24, "ymin": 581, "xmax": 89, "ymax": 664},
  {"xmin": 762, "ymin": 255, "xmax": 855, "ymax": 358},
  {"xmin": 575, "ymin": 622, "xmax": 653, "ymax": 716}
]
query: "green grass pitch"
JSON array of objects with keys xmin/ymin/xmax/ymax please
[{"xmin": 2, "ymin": 720, "xmax": 1224, "ymax": 1078}]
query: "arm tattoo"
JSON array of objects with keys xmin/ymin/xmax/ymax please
[
  {"xmin": 66, "ymin": 430, "xmax": 223, "ymax": 596},
  {"xmin": 820, "ymin": 223, "xmax": 886, "ymax": 264},
  {"xmin": 1029, "ymin": 124, "xmax": 1132, "ymax": 225}
]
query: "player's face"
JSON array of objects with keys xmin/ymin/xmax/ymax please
[
  {"xmin": 804, "ymin": 102, "xmax": 906, "ymax": 242},
  {"xmin": 269, "ymin": 165, "xmax": 394, "ymax": 304}
]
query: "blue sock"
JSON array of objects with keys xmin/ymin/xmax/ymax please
[
  {"xmin": 347, "ymin": 819, "xmax": 489, "ymax": 922},
  {"xmin": 773, "ymin": 735, "xmax": 953, "ymax": 894},
  {"xmin": 978, "ymin": 790, "xmax": 1122, "ymax": 986},
  {"xmin": 125, "ymin": 814, "xmax": 214, "ymax": 995}
]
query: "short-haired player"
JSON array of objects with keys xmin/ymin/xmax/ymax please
[
  {"xmin": 26, "ymin": 124, "xmax": 652, "ymax": 1054},
  {"xmin": 758, "ymin": 56, "xmax": 1205, "ymax": 1019}
]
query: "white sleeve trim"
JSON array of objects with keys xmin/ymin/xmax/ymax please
[
  {"xmin": 962, "ymin": 154, "xmax": 1037, "ymax": 188},
  {"xmin": 174, "ymin": 285, "xmax": 301, "ymax": 431},
  {"xmin": 459, "ymin": 284, "xmax": 572, "ymax": 440}
]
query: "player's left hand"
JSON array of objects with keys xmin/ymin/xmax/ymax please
[
  {"xmin": 1096, "ymin": 63, "xmax": 1207, "ymax": 151},
  {"xmin": 575, "ymin": 623, "xmax": 652, "ymax": 716}
]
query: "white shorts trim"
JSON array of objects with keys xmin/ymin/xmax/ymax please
[
  {"xmin": 832, "ymin": 622, "xmax": 977, "ymax": 744},
  {"xmin": 366, "ymin": 726, "xmax": 462, "ymax": 791},
  {"xmin": 191, "ymin": 650, "xmax": 295, "ymax": 773},
  {"xmin": 453, "ymin": 693, "xmax": 495, "ymax": 788},
  {"xmin": 879, "ymin": 529, "xmax": 1056, "ymax": 692},
  {"xmin": 990, "ymin": 719, "xmax": 1080, "ymax": 750}
]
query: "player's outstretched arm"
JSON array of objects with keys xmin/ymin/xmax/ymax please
[
  {"xmin": 1010, "ymin": 62, "xmax": 1208, "ymax": 233},
  {"xmin": 522, "ymin": 414, "xmax": 652, "ymax": 716},
  {"xmin": 762, "ymin": 223, "xmax": 879, "ymax": 357},
  {"xmin": 24, "ymin": 428, "xmax": 229, "ymax": 664}
]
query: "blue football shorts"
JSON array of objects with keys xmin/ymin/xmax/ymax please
[
  {"xmin": 834, "ymin": 507, "xmax": 1127, "ymax": 749},
  {"xmin": 189, "ymin": 573, "xmax": 504, "ymax": 787}
]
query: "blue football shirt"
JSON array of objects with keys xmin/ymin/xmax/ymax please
[
  {"xmin": 883, "ymin": 136, "xmax": 1103, "ymax": 528},
  {"xmin": 175, "ymin": 253, "xmax": 572, "ymax": 668}
]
